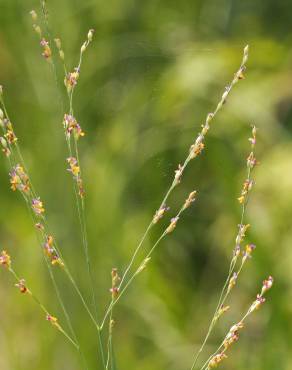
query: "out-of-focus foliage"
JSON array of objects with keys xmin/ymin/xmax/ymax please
[{"xmin": 0, "ymin": 0, "xmax": 291, "ymax": 369}]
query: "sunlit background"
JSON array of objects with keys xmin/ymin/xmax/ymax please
[{"xmin": 0, "ymin": 0, "xmax": 291, "ymax": 369}]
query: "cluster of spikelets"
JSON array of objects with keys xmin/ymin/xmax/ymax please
[
  {"xmin": 0, "ymin": 7, "xmax": 274, "ymax": 370},
  {"xmin": 205, "ymin": 276, "xmax": 273, "ymax": 369}
]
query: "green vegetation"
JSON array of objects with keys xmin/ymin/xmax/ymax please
[{"xmin": 0, "ymin": 1, "xmax": 291, "ymax": 369}]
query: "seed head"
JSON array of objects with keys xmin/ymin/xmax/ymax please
[
  {"xmin": 227, "ymin": 272, "xmax": 237, "ymax": 293},
  {"xmin": 153, "ymin": 204, "xmax": 170, "ymax": 224},
  {"xmin": 174, "ymin": 163, "xmax": 183, "ymax": 184},
  {"xmin": 15, "ymin": 279, "xmax": 28, "ymax": 294},
  {"xmin": 261, "ymin": 276, "xmax": 274, "ymax": 295},
  {"xmin": 32, "ymin": 197, "xmax": 45, "ymax": 216},
  {"xmin": 183, "ymin": 190, "xmax": 197, "ymax": 210},
  {"xmin": 208, "ymin": 353, "xmax": 227, "ymax": 368},
  {"xmin": 0, "ymin": 250, "xmax": 11, "ymax": 268},
  {"xmin": 166, "ymin": 216, "xmax": 179, "ymax": 234},
  {"xmin": 250, "ymin": 294, "xmax": 266, "ymax": 312},
  {"xmin": 87, "ymin": 29, "xmax": 94, "ymax": 42},
  {"xmin": 242, "ymin": 243, "xmax": 256, "ymax": 263},
  {"xmin": 40, "ymin": 38, "xmax": 52, "ymax": 60}
]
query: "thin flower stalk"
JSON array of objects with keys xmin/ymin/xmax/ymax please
[
  {"xmin": 101, "ymin": 46, "xmax": 249, "ymax": 325},
  {"xmin": 0, "ymin": 89, "xmax": 100, "ymax": 334},
  {"xmin": 53, "ymin": 24, "xmax": 98, "ymax": 322},
  {"xmin": 190, "ymin": 125, "xmax": 259, "ymax": 370},
  {"xmin": 100, "ymin": 190, "xmax": 198, "ymax": 329},
  {"xmin": 106, "ymin": 268, "xmax": 120, "ymax": 370},
  {"xmin": 118, "ymin": 45, "xmax": 249, "ymax": 294},
  {"xmin": 31, "ymin": 7, "xmax": 105, "ymax": 366},
  {"xmin": 55, "ymin": 28, "xmax": 101, "ymax": 330},
  {"xmin": 57, "ymin": 31, "xmax": 103, "ymax": 357},
  {"xmin": 0, "ymin": 250, "xmax": 79, "ymax": 349},
  {"xmin": 199, "ymin": 277, "xmax": 273, "ymax": 370}
]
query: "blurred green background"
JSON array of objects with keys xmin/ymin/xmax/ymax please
[{"xmin": 0, "ymin": 0, "xmax": 291, "ymax": 369}]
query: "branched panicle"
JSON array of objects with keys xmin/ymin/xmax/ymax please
[
  {"xmin": 29, "ymin": 7, "xmax": 105, "ymax": 367},
  {"xmin": 116, "ymin": 45, "xmax": 249, "ymax": 295},
  {"xmin": 0, "ymin": 15, "xmax": 274, "ymax": 370},
  {"xmin": 0, "ymin": 8, "xmax": 101, "ymax": 368},
  {"xmin": 202, "ymin": 276, "xmax": 273, "ymax": 370},
  {"xmin": 0, "ymin": 250, "xmax": 79, "ymax": 349},
  {"xmin": 189, "ymin": 125, "xmax": 270, "ymax": 370},
  {"xmin": 100, "ymin": 45, "xmax": 251, "ymax": 328}
]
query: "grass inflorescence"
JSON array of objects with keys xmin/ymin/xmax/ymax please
[{"xmin": 0, "ymin": 4, "xmax": 274, "ymax": 370}]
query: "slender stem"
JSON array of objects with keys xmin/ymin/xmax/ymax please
[
  {"xmin": 118, "ymin": 221, "xmax": 154, "ymax": 290},
  {"xmin": 8, "ymin": 267, "xmax": 79, "ymax": 349},
  {"xmin": 189, "ymin": 132, "xmax": 255, "ymax": 370},
  {"xmin": 38, "ymin": 3, "xmax": 105, "ymax": 362},
  {"xmin": 101, "ymin": 201, "xmax": 192, "ymax": 329},
  {"xmin": 105, "ymin": 299, "xmax": 114, "ymax": 370},
  {"xmin": 0, "ymin": 93, "xmax": 96, "ymax": 369},
  {"xmin": 117, "ymin": 45, "xmax": 249, "ymax": 296},
  {"xmin": 63, "ymin": 38, "xmax": 106, "ymax": 367},
  {"xmin": 198, "ymin": 296, "xmax": 263, "ymax": 370},
  {"xmin": 100, "ymin": 230, "xmax": 168, "ymax": 330}
]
